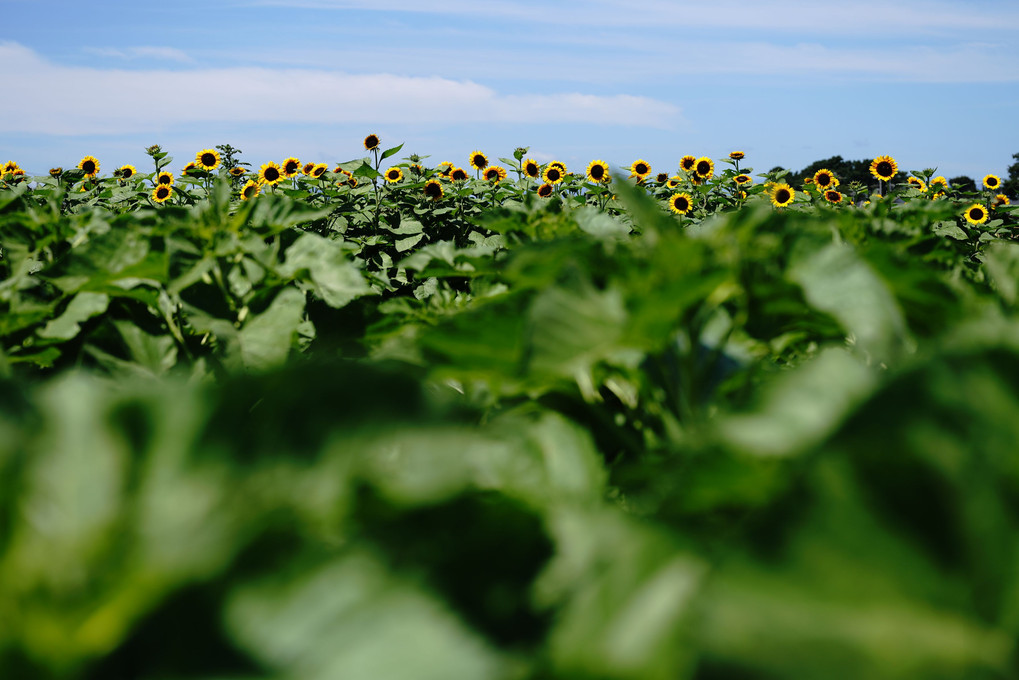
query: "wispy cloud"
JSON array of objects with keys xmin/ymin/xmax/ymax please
[
  {"xmin": 82, "ymin": 46, "xmax": 196, "ymax": 64},
  {"xmin": 238, "ymin": 0, "xmax": 1019, "ymax": 36},
  {"xmin": 0, "ymin": 42, "xmax": 681, "ymax": 135}
]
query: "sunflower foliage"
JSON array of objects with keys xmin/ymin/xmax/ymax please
[{"xmin": 2, "ymin": 145, "xmax": 1019, "ymax": 680}]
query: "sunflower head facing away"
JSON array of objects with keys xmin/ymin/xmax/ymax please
[
  {"xmin": 196, "ymin": 148, "xmax": 220, "ymax": 171},
  {"xmin": 151, "ymin": 185, "xmax": 173, "ymax": 203},
  {"xmin": 694, "ymin": 157, "xmax": 714, "ymax": 179},
  {"xmin": 870, "ymin": 155, "xmax": 898, "ymax": 182},
  {"xmin": 770, "ymin": 183, "xmax": 795, "ymax": 207},
  {"xmin": 669, "ymin": 192, "xmax": 693, "ymax": 215},
  {"xmin": 78, "ymin": 155, "xmax": 100, "ymax": 178},
  {"xmin": 282, "ymin": 157, "xmax": 302, "ymax": 177},
  {"xmin": 469, "ymin": 151, "xmax": 489, "ymax": 171},
  {"xmin": 364, "ymin": 134, "xmax": 381, "ymax": 151},
  {"xmin": 537, "ymin": 182, "xmax": 554, "ymax": 198},
  {"xmin": 964, "ymin": 203, "xmax": 988, "ymax": 225},
  {"xmin": 586, "ymin": 160, "xmax": 610, "ymax": 183},
  {"xmin": 259, "ymin": 162, "xmax": 283, "ymax": 185},
  {"xmin": 983, "ymin": 174, "xmax": 1001, "ymax": 190},
  {"xmin": 385, "ymin": 167, "xmax": 404, "ymax": 183},
  {"xmin": 424, "ymin": 179, "xmax": 444, "ymax": 201},
  {"xmin": 523, "ymin": 158, "xmax": 541, "ymax": 179},
  {"xmin": 629, "ymin": 159, "xmax": 652, "ymax": 179}
]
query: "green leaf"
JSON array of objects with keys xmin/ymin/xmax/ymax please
[
  {"xmin": 37, "ymin": 292, "xmax": 110, "ymax": 340},
  {"xmin": 238, "ymin": 287, "xmax": 306, "ymax": 370},
  {"xmin": 279, "ymin": 233, "xmax": 372, "ymax": 308},
  {"xmin": 380, "ymin": 143, "xmax": 405, "ymax": 161}
]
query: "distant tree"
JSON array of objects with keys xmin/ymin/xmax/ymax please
[
  {"xmin": 1003, "ymin": 152, "xmax": 1019, "ymax": 198},
  {"xmin": 950, "ymin": 176, "xmax": 977, "ymax": 193},
  {"xmin": 790, "ymin": 156, "xmax": 904, "ymax": 193}
]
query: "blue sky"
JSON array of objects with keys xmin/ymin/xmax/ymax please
[{"xmin": 2, "ymin": 0, "xmax": 1018, "ymax": 181}]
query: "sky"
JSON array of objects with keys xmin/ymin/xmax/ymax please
[{"xmin": 2, "ymin": 0, "xmax": 1018, "ymax": 181}]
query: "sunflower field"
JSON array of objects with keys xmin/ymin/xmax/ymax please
[{"xmin": 2, "ymin": 138, "xmax": 1019, "ymax": 680}]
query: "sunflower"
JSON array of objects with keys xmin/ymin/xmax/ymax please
[
  {"xmin": 384, "ymin": 167, "xmax": 404, "ymax": 183},
  {"xmin": 230, "ymin": 167, "xmax": 247, "ymax": 178},
  {"xmin": 468, "ymin": 151, "xmax": 489, "ymax": 171},
  {"xmin": 906, "ymin": 176, "xmax": 927, "ymax": 192},
  {"xmin": 669, "ymin": 192, "xmax": 693, "ymax": 215},
  {"xmin": 2, "ymin": 161, "xmax": 20, "ymax": 174},
  {"xmin": 930, "ymin": 176, "xmax": 948, "ymax": 189},
  {"xmin": 994, "ymin": 194, "xmax": 1010, "ymax": 208},
  {"xmin": 49, "ymin": 167, "xmax": 63, "ymax": 178},
  {"xmin": 311, "ymin": 163, "xmax": 328, "ymax": 178},
  {"xmin": 542, "ymin": 165, "xmax": 564, "ymax": 184},
  {"xmin": 630, "ymin": 159, "xmax": 652, "ymax": 179},
  {"xmin": 151, "ymin": 185, "xmax": 173, "ymax": 203},
  {"xmin": 667, "ymin": 175, "xmax": 681, "ymax": 189},
  {"xmin": 770, "ymin": 183, "xmax": 794, "ymax": 207},
  {"xmin": 812, "ymin": 169, "xmax": 837, "ymax": 189},
  {"xmin": 282, "ymin": 157, "xmax": 302, "ymax": 177},
  {"xmin": 241, "ymin": 179, "xmax": 261, "ymax": 201},
  {"xmin": 196, "ymin": 148, "xmax": 220, "ymax": 171},
  {"xmin": 118, "ymin": 164, "xmax": 137, "ymax": 179},
  {"xmin": 182, "ymin": 162, "xmax": 200, "ymax": 176},
  {"xmin": 729, "ymin": 151, "xmax": 745, "ymax": 160},
  {"xmin": 983, "ymin": 174, "xmax": 1001, "ymax": 190},
  {"xmin": 537, "ymin": 182, "xmax": 554, "ymax": 198},
  {"xmin": 302, "ymin": 162, "xmax": 317, "ymax": 176},
  {"xmin": 549, "ymin": 161, "xmax": 567, "ymax": 174},
  {"xmin": 586, "ymin": 160, "xmax": 610, "ymax": 183},
  {"xmin": 522, "ymin": 158, "xmax": 541, "ymax": 179},
  {"xmin": 450, "ymin": 166, "xmax": 469, "ymax": 182},
  {"xmin": 157, "ymin": 171, "xmax": 174, "ymax": 186},
  {"xmin": 733, "ymin": 174, "xmax": 752, "ymax": 186},
  {"xmin": 964, "ymin": 203, "xmax": 988, "ymax": 225},
  {"xmin": 258, "ymin": 161, "xmax": 283, "ymax": 185},
  {"xmin": 484, "ymin": 166, "xmax": 507, "ymax": 183},
  {"xmin": 364, "ymin": 133, "xmax": 381, "ymax": 151},
  {"xmin": 679, "ymin": 155, "xmax": 697, "ymax": 173},
  {"xmin": 424, "ymin": 179, "xmax": 444, "ymax": 201},
  {"xmin": 78, "ymin": 155, "xmax": 100, "ymax": 178},
  {"xmin": 870, "ymin": 155, "xmax": 898, "ymax": 181},
  {"xmin": 824, "ymin": 190, "xmax": 843, "ymax": 204},
  {"xmin": 694, "ymin": 157, "xmax": 714, "ymax": 179},
  {"xmin": 437, "ymin": 161, "xmax": 454, "ymax": 178},
  {"xmin": 410, "ymin": 163, "xmax": 424, "ymax": 176}
]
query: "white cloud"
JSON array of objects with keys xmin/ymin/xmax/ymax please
[
  {"xmin": 82, "ymin": 46, "xmax": 196, "ymax": 64},
  {"xmin": 0, "ymin": 42, "xmax": 681, "ymax": 135}
]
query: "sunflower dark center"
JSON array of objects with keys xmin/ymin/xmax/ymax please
[
  {"xmin": 159, "ymin": 174, "xmax": 170, "ymax": 184},
  {"xmin": 265, "ymin": 168, "xmax": 280, "ymax": 181},
  {"xmin": 365, "ymin": 136, "xmax": 379, "ymax": 149},
  {"xmin": 474, "ymin": 156, "xmax": 486, "ymax": 167},
  {"xmin": 676, "ymin": 197, "xmax": 689, "ymax": 210},
  {"xmin": 970, "ymin": 208, "xmax": 983, "ymax": 219},
  {"xmin": 591, "ymin": 165, "xmax": 604, "ymax": 179},
  {"xmin": 83, "ymin": 161, "xmax": 96, "ymax": 173},
  {"xmin": 636, "ymin": 163, "xmax": 648, "ymax": 174},
  {"xmin": 876, "ymin": 161, "xmax": 892, "ymax": 177},
  {"xmin": 157, "ymin": 187, "xmax": 169, "ymax": 198},
  {"xmin": 696, "ymin": 161, "xmax": 710, "ymax": 174},
  {"xmin": 776, "ymin": 189, "xmax": 791, "ymax": 202},
  {"xmin": 548, "ymin": 169, "xmax": 561, "ymax": 181},
  {"xmin": 201, "ymin": 153, "xmax": 216, "ymax": 166},
  {"xmin": 123, "ymin": 168, "xmax": 133, "ymax": 177}
]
